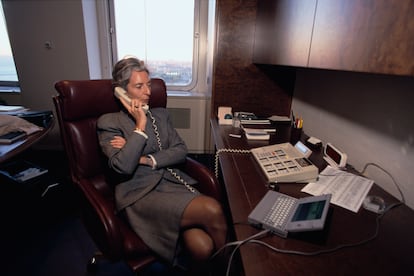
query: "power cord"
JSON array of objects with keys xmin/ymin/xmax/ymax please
[
  {"xmin": 250, "ymin": 214, "xmax": 381, "ymax": 256},
  {"xmin": 209, "ymin": 162, "xmax": 405, "ymax": 275},
  {"xmin": 210, "ymin": 229, "xmax": 270, "ymax": 276},
  {"xmin": 214, "ymin": 213, "xmax": 380, "ymax": 276},
  {"xmin": 319, "ymin": 162, "xmax": 405, "ymax": 214},
  {"xmin": 212, "ymin": 156, "xmax": 404, "ymax": 274},
  {"xmin": 359, "ymin": 162, "xmax": 405, "ymax": 211}
]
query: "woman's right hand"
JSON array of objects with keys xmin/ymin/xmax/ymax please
[
  {"xmin": 110, "ymin": 135, "xmax": 126, "ymax": 149},
  {"xmin": 125, "ymin": 98, "xmax": 147, "ymax": 130}
]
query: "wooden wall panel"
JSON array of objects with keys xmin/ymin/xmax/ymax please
[
  {"xmin": 212, "ymin": 0, "xmax": 294, "ymax": 118},
  {"xmin": 310, "ymin": 0, "xmax": 414, "ymax": 76}
]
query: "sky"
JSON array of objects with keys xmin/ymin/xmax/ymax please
[
  {"xmin": 114, "ymin": 0, "xmax": 194, "ymax": 62},
  {"xmin": 1, "ymin": 0, "xmax": 195, "ymax": 59},
  {"xmin": 0, "ymin": 1, "xmax": 13, "ymax": 56}
]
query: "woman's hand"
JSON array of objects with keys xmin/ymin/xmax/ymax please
[
  {"xmin": 110, "ymin": 135, "xmax": 126, "ymax": 149},
  {"xmin": 139, "ymin": 155, "xmax": 153, "ymax": 167},
  {"xmin": 118, "ymin": 96, "xmax": 147, "ymax": 129},
  {"xmin": 123, "ymin": 98, "xmax": 147, "ymax": 130}
]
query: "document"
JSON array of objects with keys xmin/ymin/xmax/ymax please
[
  {"xmin": 0, "ymin": 105, "xmax": 26, "ymax": 112},
  {"xmin": 301, "ymin": 166, "xmax": 374, "ymax": 213},
  {"xmin": 243, "ymin": 128, "xmax": 270, "ymax": 140}
]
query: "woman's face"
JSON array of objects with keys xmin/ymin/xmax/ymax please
[{"xmin": 126, "ymin": 70, "xmax": 151, "ymax": 104}]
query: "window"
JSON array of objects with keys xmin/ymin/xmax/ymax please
[
  {"xmin": 0, "ymin": 1, "xmax": 20, "ymax": 92},
  {"xmin": 109, "ymin": 0, "xmax": 200, "ymax": 91}
]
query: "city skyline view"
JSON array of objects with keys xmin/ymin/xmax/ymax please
[{"xmin": 1, "ymin": 0, "xmax": 196, "ymax": 86}]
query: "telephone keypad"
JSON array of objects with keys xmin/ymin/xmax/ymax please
[{"xmin": 250, "ymin": 143, "xmax": 318, "ymax": 183}]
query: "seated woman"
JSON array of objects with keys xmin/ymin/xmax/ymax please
[{"xmin": 97, "ymin": 57, "xmax": 227, "ymax": 273}]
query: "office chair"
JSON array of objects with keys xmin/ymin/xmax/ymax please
[{"xmin": 53, "ymin": 78, "xmax": 223, "ymax": 273}]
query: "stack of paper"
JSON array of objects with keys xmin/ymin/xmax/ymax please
[
  {"xmin": 268, "ymin": 115, "xmax": 291, "ymax": 122},
  {"xmin": 243, "ymin": 127, "xmax": 270, "ymax": 140},
  {"xmin": 0, "ymin": 105, "xmax": 26, "ymax": 113},
  {"xmin": 241, "ymin": 118, "xmax": 270, "ymax": 125}
]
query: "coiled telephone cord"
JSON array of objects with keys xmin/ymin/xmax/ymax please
[{"xmin": 148, "ymin": 110, "xmax": 196, "ymax": 193}]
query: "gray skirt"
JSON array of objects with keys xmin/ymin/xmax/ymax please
[{"xmin": 125, "ymin": 178, "xmax": 200, "ymax": 265}]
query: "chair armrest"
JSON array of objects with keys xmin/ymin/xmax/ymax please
[
  {"xmin": 77, "ymin": 176, "xmax": 156, "ymax": 266},
  {"xmin": 77, "ymin": 177, "xmax": 124, "ymax": 260},
  {"xmin": 183, "ymin": 157, "xmax": 223, "ymax": 201}
]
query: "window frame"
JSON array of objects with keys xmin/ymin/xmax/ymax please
[
  {"xmin": 0, "ymin": 1, "xmax": 20, "ymax": 93},
  {"xmin": 105, "ymin": 0, "xmax": 205, "ymax": 93}
]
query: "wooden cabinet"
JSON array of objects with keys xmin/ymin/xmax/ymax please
[
  {"xmin": 253, "ymin": 0, "xmax": 316, "ymax": 67},
  {"xmin": 254, "ymin": 0, "xmax": 414, "ymax": 76}
]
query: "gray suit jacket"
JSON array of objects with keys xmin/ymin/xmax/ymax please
[{"xmin": 97, "ymin": 108, "xmax": 197, "ymax": 211}]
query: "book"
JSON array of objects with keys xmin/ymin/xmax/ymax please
[
  {"xmin": 241, "ymin": 123, "xmax": 277, "ymax": 133},
  {"xmin": 0, "ymin": 160, "xmax": 48, "ymax": 183},
  {"xmin": 241, "ymin": 119, "xmax": 271, "ymax": 125},
  {"xmin": 0, "ymin": 131, "xmax": 26, "ymax": 144},
  {"xmin": 268, "ymin": 115, "xmax": 291, "ymax": 123}
]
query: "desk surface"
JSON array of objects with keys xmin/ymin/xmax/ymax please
[
  {"xmin": 0, "ymin": 115, "xmax": 54, "ymax": 163},
  {"xmin": 211, "ymin": 119, "xmax": 414, "ymax": 276}
]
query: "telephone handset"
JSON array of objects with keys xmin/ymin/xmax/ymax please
[{"xmin": 114, "ymin": 86, "xmax": 149, "ymax": 114}]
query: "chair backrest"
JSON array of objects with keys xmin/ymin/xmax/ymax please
[
  {"xmin": 53, "ymin": 78, "xmax": 167, "ymax": 194},
  {"xmin": 53, "ymin": 79, "xmax": 166, "ymax": 269}
]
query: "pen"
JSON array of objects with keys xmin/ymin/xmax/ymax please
[{"xmin": 295, "ymin": 117, "xmax": 303, "ymax": 129}]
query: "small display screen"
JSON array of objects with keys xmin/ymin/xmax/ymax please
[
  {"xmin": 326, "ymin": 144, "xmax": 341, "ymax": 164},
  {"xmin": 295, "ymin": 141, "xmax": 308, "ymax": 154},
  {"xmin": 291, "ymin": 200, "xmax": 326, "ymax": 221}
]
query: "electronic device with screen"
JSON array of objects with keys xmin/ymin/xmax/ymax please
[
  {"xmin": 250, "ymin": 142, "xmax": 318, "ymax": 183},
  {"xmin": 324, "ymin": 142, "xmax": 347, "ymax": 168},
  {"xmin": 248, "ymin": 190, "xmax": 331, "ymax": 238},
  {"xmin": 294, "ymin": 141, "xmax": 312, "ymax": 158}
]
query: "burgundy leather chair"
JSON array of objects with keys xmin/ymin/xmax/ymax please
[{"xmin": 53, "ymin": 78, "xmax": 222, "ymax": 273}]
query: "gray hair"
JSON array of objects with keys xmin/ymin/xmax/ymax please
[{"xmin": 112, "ymin": 57, "xmax": 149, "ymax": 89}]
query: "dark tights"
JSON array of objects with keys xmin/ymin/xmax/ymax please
[{"xmin": 180, "ymin": 195, "xmax": 227, "ymax": 263}]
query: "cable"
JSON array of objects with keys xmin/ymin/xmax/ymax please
[
  {"xmin": 211, "ymin": 229, "xmax": 270, "ymax": 276},
  {"xmin": 218, "ymin": 213, "xmax": 380, "ymax": 273},
  {"xmin": 148, "ymin": 110, "xmax": 196, "ymax": 193},
  {"xmin": 359, "ymin": 162, "xmax": 405, "ymax": 211},
  {"xmin": 212, "ymin": 156, "xmax": 404, "ymax": 270},
  {"xmin": 214, "ymin": 148, "xmax": 251, "ymax": 179},
  {"xmin": 360, "ymin": 162, "xmax": 405, "ymax": 204},
  {"xmin": 249, "ymin": 214, "xmax": 381, "ymax": 257},
  {"xmin": 320, "ymin": 163, "xmax": 404, "ymax": 215}
]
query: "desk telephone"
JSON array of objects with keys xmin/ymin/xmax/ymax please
[
  {"xmin": 114, "ymin": 87, "xmax": 149, "ymax": 114},
  {"xmin": 216, "ymin": 142, "xmax": 318, "ymax": 184},
  {"xmin": 251, "ymin": 143, "xmax": 318, "ymax": 183}
]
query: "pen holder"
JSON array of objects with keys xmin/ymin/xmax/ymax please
[{"xmin": 290, "ymin": 127, "xmax": 302, "ymax": 144}]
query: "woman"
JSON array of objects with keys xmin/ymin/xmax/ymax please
[{"xmin": 97, "ymin": 57, "xmax": 227, "ymax": 272}]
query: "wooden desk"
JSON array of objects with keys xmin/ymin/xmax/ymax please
[
  {"xmin": 0, "ymin": 114, "xmax": 54, "ymax": 163},
  {"xmin": 211, "ymin": 118, "xmax": 414, "ymax": 276}
]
